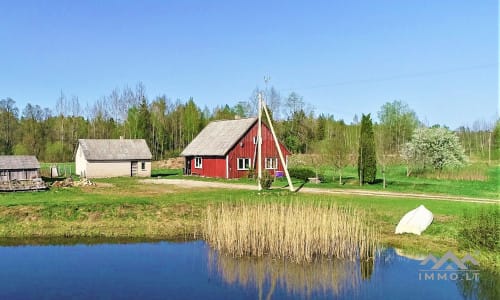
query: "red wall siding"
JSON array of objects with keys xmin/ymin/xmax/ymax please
[
  {"xmin": 227, "ymin": 122, "xmax": 290, "ymax": 179},
  {"xmin": 187, "ymin": 156, "xmax": 226, "ymax": 178}
]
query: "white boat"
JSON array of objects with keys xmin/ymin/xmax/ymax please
[{"xmin": 395, "ymin": 205, "xmax": 433, "ymax": 235}]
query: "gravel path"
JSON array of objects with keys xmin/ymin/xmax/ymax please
[
  {"xmin": 143, "ymin": 178, "xmax": 256, "ymax": 191},
  {"xmin": 141, "ymin": 179, "xmax": 499, "ymax": 204}
]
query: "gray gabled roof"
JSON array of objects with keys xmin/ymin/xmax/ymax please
[
  {"xmin": 181, "ymin": 118, "xmax": 257, "ymax": 156},
  {"xmin": 78, "ymin": 139, "xmax": 152, "ymax": 161},
  {"xmin": 0, "ymin": 156, "xmax": 40, "ymax": 170}
]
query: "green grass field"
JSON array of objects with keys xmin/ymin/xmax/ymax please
[
  {"xmin": 1, "ymin": 161, "xmax": 498, "ymax": 271},
  {"xmin": 40, "ymin": 160, "xmax": 499, "ymax": 199},
  {"xmin": 152, "ymin": 163, "xmax": 499, "ymax": 199},
  {"xmin": 313, "ymin": 164, "xmax": 499, "ymax": 199}
]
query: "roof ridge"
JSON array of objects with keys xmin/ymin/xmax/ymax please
[
  {"xmin": 79, "ymin": 139, "xmax": 148, "ymax": 142},
  {"xmin": 210, "ymin": 117, "xmax": 257, "ymax": 123}
]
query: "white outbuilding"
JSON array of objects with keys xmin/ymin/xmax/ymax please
[{"xmin": 75, "ymin": 139, "xmax": 152, "ymax": 178}]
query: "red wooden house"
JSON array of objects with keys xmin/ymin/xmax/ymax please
[{"xmin": 181, "ymin": 117, "xmax": 290, "ymax": 179}]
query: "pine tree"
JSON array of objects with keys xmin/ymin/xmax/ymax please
[{"xmin": 358, "ymin": 114, "xmax": 377, "ymax": 184}]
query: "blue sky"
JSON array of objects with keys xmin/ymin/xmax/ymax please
[{"xmin": 0, "ymin": 0, "xmax": 497, "ymax": 128}]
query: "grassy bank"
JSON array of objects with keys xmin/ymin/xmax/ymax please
[{"xmin": 0, "ymin": 176, "xmax": 498, "ymax": 271}]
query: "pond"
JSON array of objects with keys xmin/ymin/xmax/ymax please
[{"xmin": 0, "ymin": 240, "xmax": 496, "ymax": 299}]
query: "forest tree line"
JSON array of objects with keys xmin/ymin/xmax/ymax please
[{"xmin": 1, "ymin": 82, "xmax": 499, "ymax": 165}]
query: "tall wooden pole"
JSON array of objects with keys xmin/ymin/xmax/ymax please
[
  {"xmin": 262, "ymin": 100, "xmax": 295, "ymax": 192},
  {"xmin": 257, "ymin": 93, "xmax": 263, "ymax": 191}
]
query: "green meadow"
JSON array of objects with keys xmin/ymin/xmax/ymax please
[
  {"xmin": 0, "ymin": 170, "xmax": 498, "ymax": 271},
  {"xmin": 153, "ymin": 163, "xmax": 499, "ymax": 199}
]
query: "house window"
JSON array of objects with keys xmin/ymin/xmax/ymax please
[
  {"xmin": 141, "ymin": 162, "xmax": 146, "ymax": 171},
  {"xmin": 237, "ymin": 158, "xmax": 251, "ymax": 170},
  {"xmin": 265, "ymin": 158, "xmax": 278, "ymax": 169},
  {"xmin": 194, "ymin": 157, "xmax": 202, "ymax": 169}
]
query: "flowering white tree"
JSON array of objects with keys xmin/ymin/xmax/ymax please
[{"xmin": 401, "ymin": 127, "xmax": 467, "ymax": 176}]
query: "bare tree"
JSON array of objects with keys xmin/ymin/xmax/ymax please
[
  {"xmin": 283, "ymin": 92, "xmax": 305, "ymax": 119},
  {"xmin": 56, "ymin": 91, "xmax": 67, "ymax": 161},
  {"xmin": 70, "ymin": 96, "xmax": 82, "ymax": 156},
  {"xmin": 135, "ymin": 82, "xmax": 146, "ymax": 106},
  {"xmin": 267, "ymin": 86, "xmax": 281, "ymax": 120},
  {"xmin": 109, "ymin": 88, "xmax": 122, "ymax": 123}
]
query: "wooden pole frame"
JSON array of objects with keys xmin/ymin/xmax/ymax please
[
  {"xmin": 261, "ymin": 98, "xmax": 295, "ymax": 192},
  {"xmin": 257, "ymin": 93, "xmax": 263, "ymax": 191}
]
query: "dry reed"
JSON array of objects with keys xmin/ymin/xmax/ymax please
[{"xmin": 203, "ymin": 202, "xmax": 379, "ymax": 263}]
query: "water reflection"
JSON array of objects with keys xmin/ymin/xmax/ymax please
[
  {"xmin": 456, "ymin": 268, "xmax": 499, "ymax": 300},
  {"xmin": 360, "ymin": 259, "xmax": 374, "ymax": 280},
  {"xmin": 209, "ymin": 248, "xmax": 376, "ymax": 299},
  {"xmin": 0, "ymin": 240, "xmax": 495, "ymax": 299}
]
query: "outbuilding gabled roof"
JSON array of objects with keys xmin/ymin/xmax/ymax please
[
  {"xmin": 181, "ymin": 118, "xmax": 257, "ymax": 156},
  {"xmin": 78, "ymin": 139, "xmax": 152, "ymax": 161},
  {"xmin": 0, "ymin": 156, "xmax": 40, "ymax": 170}
]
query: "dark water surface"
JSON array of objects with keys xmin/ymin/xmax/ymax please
[{"xmin": 0, "ymin": 241, "xmax": 495, "ymax": 299}]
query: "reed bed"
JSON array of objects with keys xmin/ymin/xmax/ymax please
[{"xmin": 203, "ymin": 202, "xmax": 379, "ymax": 263}]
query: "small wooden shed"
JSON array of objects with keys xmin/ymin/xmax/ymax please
[
  {"xmin": 75, "ymin": 139, "xmax": 152, "ymax": 178},
  {"xmin": 0, "ymin": 155, "xmax": 46, "ymax": 191},
  {"xmin": 0, "ymin": 155, "xmax": 41, "ymax": 182}
]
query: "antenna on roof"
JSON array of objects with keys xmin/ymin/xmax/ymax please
[{"xmin": 264, "ymin": 75, "xmax": 271, "ymax": 87}]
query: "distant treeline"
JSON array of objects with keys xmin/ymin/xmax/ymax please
[{"xmin": 0, "ymin": 82, "xmax": 498, "ymax": 163}]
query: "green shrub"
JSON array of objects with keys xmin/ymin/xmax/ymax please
[
  {"xmin": 317, "ymin": 173, "xmax": 328, "ymax": 183},
  {"xmin": 247, "ymin": 167, "xmax": 256, "ymax": 179},
  {"xmin": 288, "ymin": 168, "xmax": 315, "ymax": 182},
  {"xmin": 259, "ymin": 170, "xmax": 274, "ymax": 190},
  {"xmin": 458, "ymin": 208, "xmax": 499, "ymax": 251}
]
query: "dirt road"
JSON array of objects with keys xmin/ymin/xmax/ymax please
[{"xmin": 142, "ymin": 179, "xmax": 499, "ymax": 204}]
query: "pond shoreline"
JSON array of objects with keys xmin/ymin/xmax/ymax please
[{"xmin": 0, "ymin": 185, "xmax": 497, "ymax": 273}]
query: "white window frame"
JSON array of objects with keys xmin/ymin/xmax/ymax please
[
  {"xmin": 194, "ymin": 157, "xmax": 203, "ymax": 169},
  {"xmin": 265, "ymin": 157, "xmax": 278, "ymax": 170},
  {"xmin": 237, "ymin": 158, "xmax": 251, "ymax": 170}
]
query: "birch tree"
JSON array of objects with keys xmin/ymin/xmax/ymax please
[{"xmin": 378, "ymin": 100, "xmax": 419, "ymax": 155}]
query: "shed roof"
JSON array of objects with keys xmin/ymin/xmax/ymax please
[
  {"xmin": 0, "ymin": 156, "xmax": 40, "ymax": 170},
  {"xmin": 181, "ymin": 118, "xmax": 257, "ymax": 156},
  {"xmin": 78, "ymin": 139, "xmax": 152, "ymax": 161}
]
